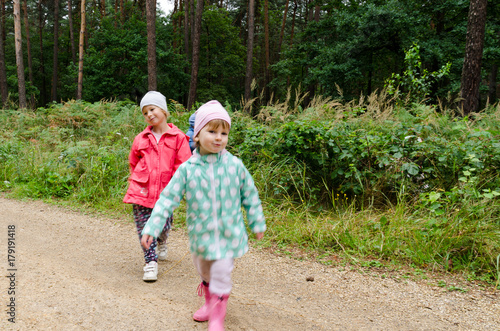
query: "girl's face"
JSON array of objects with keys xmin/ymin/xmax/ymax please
[
  {"xmin": 194, "ymin": 121, "xmax": 229, "ymax": 155},
  {"xmin": 142, "ymin": 105, "xmax": 167, "ymax": 127}
]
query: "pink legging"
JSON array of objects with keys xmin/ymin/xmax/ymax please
[{"xmin": 193, "ymin": 255, "xmax": 234, "ymax": 295}]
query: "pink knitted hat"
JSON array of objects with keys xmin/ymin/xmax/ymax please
[{"xmin": 193, "ymin": 100, "xmax": 231, "ymax": 138}]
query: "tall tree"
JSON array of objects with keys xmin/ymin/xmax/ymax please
[
  {"xmin": 146, "ymin": 0, "xmax": 157, "ymax": 90},
  {"xmin": 77, "ymin": 0, "xmax": 86, "ymax": 99},
  {"xmin": 120, "ymin": 0, "xmax": 124, "ymax": 23},
  {"xmin": 277, "ymin": 0, "xmax": 289, "ymax": 60},
  {"xmin": 289, "ymin": 0, "xmax": 297, "ymax": 46},
  {"xmin": 100, "ymin": 0, "xmax": 106, "ymax": 17},
  {"xmin": 244, "ymin": 0, "xmax": 255, "ymax": 104},
  {"xmin": 52, "ymin": 0, "xmax": 60, "ymax": 102},
  {"xmin": 38, "ymin": 0, "xmax": 47, "ymax": 105},
  {"xmin": 183, "ymin": 0, "xmax": 190, "ymax": 104},
  {"xmin": 68, "ymin": 0, "xmax": 76, "ymax": 65},
  {"xmin": 187, "ymin": 0, "xmax": 204, "ymax": 109},
  {"xmin": 184, "ymin": 0, "xmax": 190, "ymax": 57},
  {"xmin": 460, "ymin": 0, "xmax": 488, "ymax": 115},
  {"xmin": 172, "ymin": 0, "xmax": 178, "ymax": 49},
  {"xmin": 264, "ymin": 0, "xmax": 270, "ymax": 102},
  {"xmin": 13, "ymin": 0, "xmax": 27, "ymax": 108},
  {"xmin": 23, "ymin": 0, "xmax": 34, "ymax": 105},
  {"xmin": 0, "ymin": 0, "xmax": 8, "ymax": 106}
]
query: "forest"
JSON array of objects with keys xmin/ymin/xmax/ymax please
[{"xmin": 1, "ymin": 0, "xmax": 499, "ymax": 112}]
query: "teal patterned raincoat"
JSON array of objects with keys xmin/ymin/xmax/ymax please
[{"xmin": 142, "ymin": 149, "xmax": 266, "ymax": 260}]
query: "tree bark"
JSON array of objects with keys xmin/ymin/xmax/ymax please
[
  {"xmin": 14, "ymin": 0, "xmax": 27, "ymax": 108},
  {"xmin": 290, "ymin": 0, "xmax": 297, "ymax": 46},
  {"xmin": 38, "ymin": 0, "xmax": 47, "ymax": 106},
  {"xmin": 264, "ymin": 0, "xmax": 270, "ymax": 102},
  {"xmin": 460, "ymin": 0, "xmax": 488, "ymax": 115},
  {"xmin": 0, "ymin": 0, "xmax": 8, "ymax": 107},
  {"xmin": 187, "ymin": 0, "xmax": 203, "ymax": 110},
  {"xmin": 244, "ymin": 0, "xmax": 255, "ymax": 104},
  {"xmin": 51, "ymin": 0, "xmax": 60, "ymax": 102},
  {"xmin": 120, "ymin": 0, "xmax": 124, "ymax": 23},
  {"xmin": 182, "ymin": 0, "xmax": 190, "ymax": 105},
  {"xmin": 146, "ymin": 0, "xmax": 157, "ymax": 90},
  {"xmin": 277, "ymin": 0, "xmax": 289, "ymax": 61},
  {"xmin": 314, "ymin": 4, "xmax": 320, "ymax": 22},
  {"xmin": 23, "ymin": 0, "xmax": 35, "ymax": 106},
  {"xmin": 184, "ymin": 0, "xmax": 190, "ymax": 58},
  {"xmin": 68, "ymin": 0, "xmax": 76, "ymax": 65},
  {"xmin": 77, "ymin": 0, "xmax": 86, "ymax": 100},
  {"xmin": 100, "ymin": 0, "xmax": 106, "ymax": 17},
  {"xmin": 172, "ymin": 0, "xmax": 178, "ymax": 49}
]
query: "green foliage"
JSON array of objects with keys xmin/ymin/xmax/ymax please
[
  {"xmin": 72, "ymin": 13, "xmax": 188, "ymax": 103},
  {"xmin": 1, "ymin": 97, "xmax": 499, "ymax": 285},
  {"xmin": 196, "ymin": 6, "xmax": 246, "ymax": 104},
  {"xmin": 385, "ymin": 43, "xmax": 451, "ymax": 103},
  {"xmin": 0, "ymin": 100, "xmax": 141, "ymax": 210}
]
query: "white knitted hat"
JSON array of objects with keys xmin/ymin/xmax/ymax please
[{"xmin": 140, "ymin": 91, "xmax": 169, "ymax": 115}]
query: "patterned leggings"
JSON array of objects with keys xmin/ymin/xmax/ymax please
[{"xmin": 133, "ymin": 204, "xmax": 173, "ymax": 263}]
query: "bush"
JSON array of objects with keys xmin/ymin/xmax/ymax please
[{"xmin": 1, "ymin": 97, "xmax": 499, "ymax": 284}]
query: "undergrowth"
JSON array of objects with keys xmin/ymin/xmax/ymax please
[{"xmin": 0, "ymin": 95, "xmax": 499, "ymax": 288}]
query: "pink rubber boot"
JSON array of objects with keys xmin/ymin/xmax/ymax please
[
  {"xmin": 193, "ymin": 282, "xmax": 211, "ymax": 322},
  {"xmin": 208, "ymin": 294, "xmax": 229, "ymax": 331}
]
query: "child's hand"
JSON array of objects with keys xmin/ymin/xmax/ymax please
[
  {"xmin": 255, "ymin": 232, "xmax": 264, "ymax": 240},
  {"xmin": 141, "ymin": 234, "xmax": 154, "ymax": 249}
]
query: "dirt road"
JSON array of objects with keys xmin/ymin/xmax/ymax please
[{"xmin": 1, "ymin": 197, "xmax": 498, "ymax": 330}]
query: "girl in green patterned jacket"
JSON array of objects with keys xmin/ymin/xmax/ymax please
[{"xmin": 141, "ymin": 100, "xmax": 266, "ymax": 331}]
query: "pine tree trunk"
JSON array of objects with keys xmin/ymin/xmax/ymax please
[
  {"xmin": 14, "ymin": 0, "xmax": 27, "ymax": 108},
  {"xmin": 183, "ymin": 0, "xmax": 191, "ymax": 105},
  {"xmin": 172, "ymin": 0, "xmax": 178, "ymax": 49},
  {"xmin": 100, "ymin": 0, "xmax": 106, "ymax": 17},
  {"xmin": 187, "ymin": 0, "xmax": 203, "ymax": 110},
  {"xmin": 184, "ymin": 0, "xmax": 190, "ymax": 58},
  {"xmin": 23, "ymin": 0, "xmax": 35, "ymax": 106},
  {"xmin": 38, "ymin": 0, "xmax": 47, "ymax": 105},
  {"xmin": 146, "ymin": 0, "xmax": 157, "ymax": 90},
  {"xmin": 460, "ymin": 0, "xmax": 488, "ymax": 115},
  {"xmin": 68, "ymin": 0, "xmax": 76, "ymax": 65},
  {"xmin": 290, "ymin": 0, "xmax": 297, "ymax": 46},
  {"xmin": 264, "ymin": 0, "xmax": 270, "ymax": 102},
  {"xmin": 51, "ymin": 0, "xmax": 60, "ymax": 102},
  {"xmin": 244, "ymin": 0, "xmax": 255, "ymax": 105},
  {"xmin": 277, "ymin": 0, "xmax": 289, "ymax": 61},
  {"xmin": 120, "ymin": 0, "xmax": 124, "ymax": 23},
  {"xmin": 77, "ymin": 0, "xmax": 86, "ymax": 100},
  {"xmin": 0, "ymin": 0, "xmax": 8, "ymax": 107}
]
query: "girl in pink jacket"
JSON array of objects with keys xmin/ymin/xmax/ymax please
[{"xmin": 123, "ymin": 91, "xmax": 191, "ymax": 282}]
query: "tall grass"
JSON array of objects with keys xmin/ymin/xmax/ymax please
[{"xmin": 1, "ymin": 96, "xmax": 499, "ymax": 286}]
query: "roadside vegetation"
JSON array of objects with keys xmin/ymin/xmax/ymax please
[{"xmin": 1, "ymin": 91, "xmax": 499, "ymax": 290}]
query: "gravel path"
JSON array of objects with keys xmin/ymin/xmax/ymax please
[{"xmin": 1, "ymin": 197, "xmax": 498, "ymax": 330}]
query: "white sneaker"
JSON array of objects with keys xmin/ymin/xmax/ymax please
[
  {"xmin": 143, "ymin": 261, "xmax": 158, "ymax": 282},
  {"xmin": 158, "ymin": 243, "xmax": 168, "ymax": 261}
]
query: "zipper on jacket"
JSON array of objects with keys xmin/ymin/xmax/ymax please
[{"xmin": 208, "ymin": 162, "xmax": 221, "ymax": 257}]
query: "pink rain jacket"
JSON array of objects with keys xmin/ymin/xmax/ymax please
[{"xmin": 123, "ymin": 124, "xmax": 191, "ymax": 208}]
